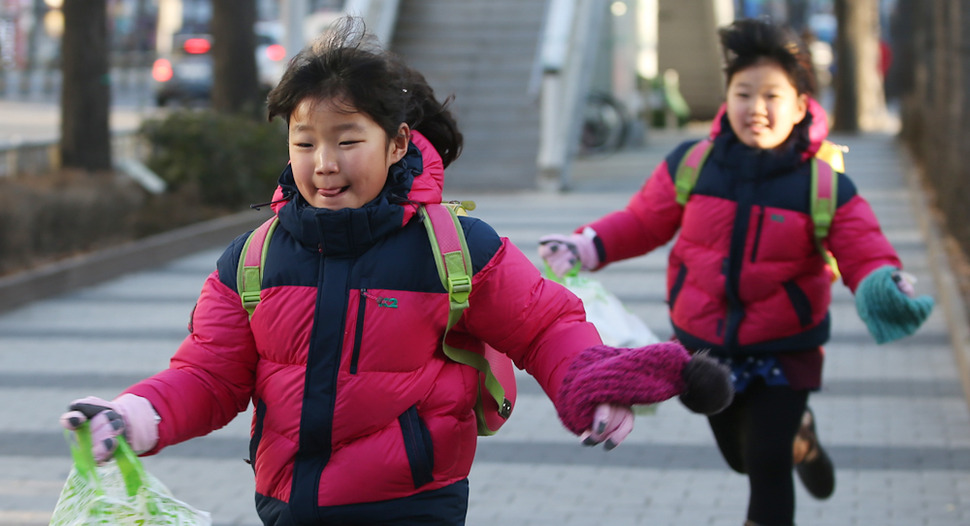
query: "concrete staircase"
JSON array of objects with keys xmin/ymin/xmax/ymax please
[{"xmin": 390, "ymin": 0, "xmax": 547, "ymax": 190}]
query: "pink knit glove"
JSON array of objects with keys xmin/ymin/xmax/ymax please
[
  {"xmin": 60, "ymin": 394, "xmax": 159, "ymax": 463},
  {"xmin": 557, "ymin": 343, "xmax": 734, "ymax": 436},
  {"xmin": 538, "ymin": 229, "xmax": 600, "ymax": 277}
]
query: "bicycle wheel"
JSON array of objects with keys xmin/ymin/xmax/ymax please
[{"xmin": 580, "ymin": 92, "xmax": 629, "ymax": 154}]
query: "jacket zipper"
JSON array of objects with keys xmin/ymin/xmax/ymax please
[
  {"xmin": 750, "ymin": 205, "xmax": 765, "ymax": 263},
  {"xmin": 350, "ymin": 289, "xmax": 367, "ymax": 374}
]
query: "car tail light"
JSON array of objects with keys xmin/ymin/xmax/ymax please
[
  {"xmin": 152, "ymin": 58, "xmax": 173, "ymax": 82},
  {"xmin": 183, "ymin": 38, "xmax": 211, "ymax": 54},
  {"xmin": 265, "ymin": 44, "xmax": 286, "ymax": 61}
]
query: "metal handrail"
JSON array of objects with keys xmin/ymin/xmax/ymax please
[
  {"xmin": 535, "ymin": 0, "xmax": 605, "ymax": 191},
  {"xmin": 343, "ymin": 0, "xmax": 402, "ymax": 46}
]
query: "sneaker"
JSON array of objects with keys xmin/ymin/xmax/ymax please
[{"xmin": 793, "ymin": 407, "xmax": 835, "ymax": 499}]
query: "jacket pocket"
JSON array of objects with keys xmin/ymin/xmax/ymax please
[
  {"xmin": 248, "ymin": 399, "xmax": 267, "ymax": 473},
  {"xmin": 399, "ymin": 405, "xmax": 434, "ymax": 488},
  {"xmin": 783, "ymin": 281, "xmax": 814, "ymax": 327},
  {"xmin": 669, "ymin": 264, "xmax": 688, "ymax": 309}
]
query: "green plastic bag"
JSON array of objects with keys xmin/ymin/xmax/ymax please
[{"xmin": 49, "ymin": 423, "xmax": 211, "ymax": 526}]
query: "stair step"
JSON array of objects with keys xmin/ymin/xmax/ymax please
[{"xmin": 391, "ymin": 0, "xmax": 546, "ymax": 189}]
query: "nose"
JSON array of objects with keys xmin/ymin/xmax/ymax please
[
  {"xmin": 315, "ymin": 147, "xmax": 338, "ymax": 175},
  {"xmin": 752, "ymin": 96, "xmax": 768, "ymax": 115}
]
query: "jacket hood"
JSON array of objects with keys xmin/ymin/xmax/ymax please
[
  {"xmin": 708, "ymin": 97, "xmax": 829, "ymax": 161},
  {"xmin": 266, "ymin": 130, "xmax": 446, "ymax": 256}
]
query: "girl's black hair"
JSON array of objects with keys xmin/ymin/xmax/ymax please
[
  {"xmin": 719, "ymin": 18, "xmax": 817, "ymax": 96},
  {"xmin": 266, "ymin": 17, "xmax": 463, "ymax": 167}
]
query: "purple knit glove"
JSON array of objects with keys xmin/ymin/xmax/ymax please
[
  {"xmin": 60, "ymin": 394, "xmax": 159, "ymax": 463},
  {"xmin": 557, "ymin": 343, "xmax": 734, "ymax": 435}
]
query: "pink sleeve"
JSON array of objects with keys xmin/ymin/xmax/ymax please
[
  {"xmin": 125, "ymin": 271, "xmax": 257, "ymax": 453},
  {"xmin": 584, "ymin": 160, "xmax": 683, "ymax": 266},
  {"xmin": 826, "ymin": 194, "xmax": 902, "ymax": 292},
  {"xmin": 458, "ymin": 239, "xmax": 602, "ymax": 405}
]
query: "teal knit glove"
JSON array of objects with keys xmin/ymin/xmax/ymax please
[{"xmin": 855, "ymin": 266, "xmax": 935, "ymax": 344}]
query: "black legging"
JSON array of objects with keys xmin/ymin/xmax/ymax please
[{"xmin": 707, "ymin": 379, "xmax": 809, "ymax": 526}]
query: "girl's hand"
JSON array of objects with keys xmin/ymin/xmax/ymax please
[
  {"xmin": 892, "ymin": 270, "xmax": 917, "ymax": 297},
  {"xmin": 580, "ymin": 403, "xmax": 634, "ymax": 450},
  {"xmin": 538, "ymin": 229, "xmax": 600, "ymax": 277},
  {"xmin": 856, "ymin": 265, "xmax": 935, "ymax": 344},
  {"xmin": 60, "ymin": 394, "xmax": 160, "ymax": 463}
]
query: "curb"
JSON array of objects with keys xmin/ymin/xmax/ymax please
[{"xmin": 0, "ymin": 210, "xmax": 269, "ymax": 314}]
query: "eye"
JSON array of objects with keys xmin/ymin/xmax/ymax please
[{"xmin": 339, "ymin": 140, "xmax": 362, "ymax": 147}]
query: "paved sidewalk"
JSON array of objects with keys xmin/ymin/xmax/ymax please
[{"xmin": 1, "ymin": 128, "xmax": 968, "ymax": 525}]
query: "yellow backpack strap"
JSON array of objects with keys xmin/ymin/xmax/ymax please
[
  {"xmin": 237, "ymin": 216, "xmax": 279, "ymax": 319},
  {"xmin": 810, "ymin": 159, "xmax": 840, "ymax": 281},
  {"xmin": 674, "ymin": 138, "xmax": 714, "ymax": 205},
  {"xmin": 420, "ymin": 202, "xmax": 513, "ymax": 435}
]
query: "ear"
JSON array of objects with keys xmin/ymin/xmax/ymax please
[
  {"xmin": 795, "ymin": 93, "xmax": 809, "ymax": 123},
  {"xmin": 389, "ymin": 123, "xmax": 410, "ymax": 164}
]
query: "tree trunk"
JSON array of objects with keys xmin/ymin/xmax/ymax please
[
  {"xmin": 832, "ymin": 0, "xmax": 887, "ymax": 132},
  {"xmin": 896, "ymin": 1, "xmax": 970, "ymax": 269},
  {"xmin": 60, "ymin": 0, "xmax": 112, "ymax": 172},
  {"xmin": 211, "ymin": 0, "xmax": 260, "ymax": 116}
]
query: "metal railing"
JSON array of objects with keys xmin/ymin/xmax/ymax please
[
  {"xmin": 535, "ymin": 0, "xmax": 606, "ymax": 191},
  {"xmin": 0, "ymin": 51, "xmax": 155, "ymax": 100}
]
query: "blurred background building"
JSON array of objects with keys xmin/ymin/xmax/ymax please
[{"xmin": 0, "ymin": 0, "xmax": 900, "ymax": 190}]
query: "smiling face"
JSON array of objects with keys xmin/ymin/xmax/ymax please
[
  {"xmin": 288, "ymin": 97, "xmax": 409, "ymax": 210},
  {"xmin": 725, "ymin": 59, "xmax": 808, "ymax": 150}
]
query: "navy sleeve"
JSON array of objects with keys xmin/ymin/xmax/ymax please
[
  {"xmin": 835, "ymin": 171, "xmax": 859, "ymax": 209},
  {"xmin": 457, "ymin": 216, "xmax": 503, "ymax": 275},
  {"xmin": 216, "ymin": 231, "xmax": 254, "ymax": 292},
  {"xmin": 663, "ymin": 139, "xmax": 704, "ymax": 184}
]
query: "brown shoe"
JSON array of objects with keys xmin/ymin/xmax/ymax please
[{"xmin": 793, "ymin": 407, "xmax": 835, "ymax": 499}]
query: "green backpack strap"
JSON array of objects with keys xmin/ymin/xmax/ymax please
[
  {"xmin": 674, "ymin": 136, "xmax": 842, "ymax": 279},
  {"xmin": 420, "ymin": 202, "xmax": 513, "ymax": 435},
  {"xmin": 674, "ymin": 138, "xmax": 714, "ymax": 205},
  {"xmin": 237, "ymin": 216, "xmax": 279, "ymax": 318},
  {"xmin": 810, "ymin": 158, "xmax": 840, "ymax": 280}
]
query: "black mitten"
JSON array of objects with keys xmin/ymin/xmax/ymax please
[{"xmin": 678, "ymin": 352, "xmax": 734, "ymax": 415}]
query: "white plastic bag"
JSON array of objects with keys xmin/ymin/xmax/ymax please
[
  {"xmin": 548, "ymin": 268, "xmax": 660, "ymax": 348},
  {"xmin": 50, "ymin": 425, "xmax": 211, "ymax": 526}
]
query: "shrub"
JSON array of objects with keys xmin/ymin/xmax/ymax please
[
  {"xmin": 0, "ymin": 172, "xmax": 144, "ymax": 275},
  {"xmin": 139, "ymin": 110, "xmax": 289, "ymax": 208}
]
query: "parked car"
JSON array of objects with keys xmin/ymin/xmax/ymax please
[{"xmin": 152, "ymin": 22, "xmax": 287, "ymax": 107}]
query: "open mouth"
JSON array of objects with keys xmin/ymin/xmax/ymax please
[{"xmin": 747, "ymin": 122, "xmax": 768, "ymax": 133}]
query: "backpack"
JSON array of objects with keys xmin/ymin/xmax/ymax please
[
  {"xmin": 236, "ymin": 202, "xmax": 516, "ymax": 436},
  {"xmin": 673, "ymin": 138, "xmax": 843, "ymax": 281}
]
